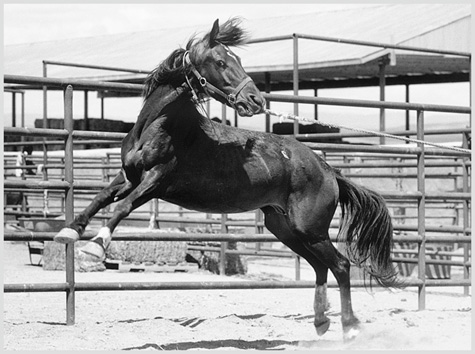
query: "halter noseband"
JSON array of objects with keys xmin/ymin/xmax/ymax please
[{"xmin": 183, "ymin": 51, "xmax": 253, "ymax": 108}]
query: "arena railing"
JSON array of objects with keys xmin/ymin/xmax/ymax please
[{"xmin": 3, "ymin": 74, "xmax": 471, "ymax": 325}]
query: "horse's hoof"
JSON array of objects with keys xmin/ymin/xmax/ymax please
[
  {"xmin": 315, "ymin": 318, "xmax": 331, "ymax": 336},
  {"xmin": 54, "ymin": 228, "xmax": 79, "ymax": 244},
  {"xmin": 343, "ymin": 326, "xmax": 361, "ymax": 342},
  {"xmin": 78, "ymin": 242, "xmax": 106, "ymax": 262}
]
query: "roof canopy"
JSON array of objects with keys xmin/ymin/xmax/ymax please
[{"xmin": 4, "ymin": 4, "xmax": 471, "ymax": 94}]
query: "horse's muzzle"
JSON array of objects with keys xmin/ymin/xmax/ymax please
[{"xmin": 235, "ymin": 94, "xmax": 266, "ymax": 117}]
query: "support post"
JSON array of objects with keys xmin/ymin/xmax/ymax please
[
  {"xmin": 21, "ymin": 91, "xmax": 25, "ymax": 131},
  {"xmin": 219, "ymin": 103, "xmax": 228, "ymax": 275},
  {"xmin": 405, "ymin": 84, "xmax": 410, "ymax": 141},
  {"xmin": 314, "ymin": 89, "xmax": 318, "ymax": 121},
  {"xmin": 42, "ymin": 62, "xmax": 49, "ymax": 214},
  {"xmin": 64, "ymin": 85, "xmax": 75, "ymax": 325},
  {"xmin": 84, "ymin": 90, "xmax": 89, "ymax": 128},
  {"xmin": 220, "ymin": 213, "xmax": 228, "ymax": 276},
  {"xmin": 265, "ymin": 72, "xmax": 271, "ymax": 133},
  {"xmin": 292, "ymin": 36, "xmax": 301, "ymax": 275},
  {"xmin": 100, "ymin": 97, "xmax": 105, "ymax": 119},
  {"xmin": 379, "ymin": 58, "xmax": 387, "ymax": 145},
  {"xmin": 416, "ymin": 109, "xmax": 426, "ymax": 310},
  {"xmin": 292, "ymin": 34, "xmax": 299, "ymax": 135},
  {"xmin": 149, "ymin": 199, "xmax": 159, "ymax": 229},
  {"xmin": 11, "ymin": 92, "xmax": 16, "ymax": 128},
  {"xmin": 462, "ymin": 131, "xmax": 470, "ymax": 295}
]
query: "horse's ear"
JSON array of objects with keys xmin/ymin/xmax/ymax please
[{"xmin": 209, "ymin": 19, "xmax": 220, "ymax": 47}]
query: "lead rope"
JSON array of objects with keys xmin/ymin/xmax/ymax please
[{"xmin": 265, "ymin": 109, "xmax": 471, "ymax": 154}]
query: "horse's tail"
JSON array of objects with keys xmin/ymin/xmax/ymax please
[{"xmin": 335, "ymin": 170, "xmax": 404, "ymax": 289}]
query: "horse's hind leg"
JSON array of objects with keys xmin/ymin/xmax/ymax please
[
  {"xmin": 54, "ymin": 171, "xmax": 133, "ymax": 244},
  {"xmin": 285, "ymin": 189, "xmax": 360, "ymax": 340},
  {"xmin": 306, "ymin": 239, "xmax": 361, "ymax": 340},
  {"xmin": 262, "ymin": 209, "xmax": 331, "ymax": 336}
]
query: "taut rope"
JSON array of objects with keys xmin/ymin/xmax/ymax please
[{"xmin": 265, "ymin": 109, "xmax": 471, "ymax": 154}]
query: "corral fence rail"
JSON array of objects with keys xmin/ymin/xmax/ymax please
[{"xmin": 3, "ymin": 45, "xmax": 471, "ymax": 325}]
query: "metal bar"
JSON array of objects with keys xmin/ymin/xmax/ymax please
[
  {"xmin": 304, "ymin": 142, "xmax": 470, "ymax": 157},
  {"xmin": 15, "ymin": 178, "xmax": 469, "ymax": 194},
  {"xmin": 4, "ymin": 180, "xmax": 70, "ymax": 190},
  {"xmin": 264, "ymin": 72, "xmax": 271, "ymax": 133},
  {"xmin": 219, "ymin": 105, "xmax": 228, "ymax": 276},
  {"xmin": 294, "ymin": 33, "xmax": 471, "ymax": 57},
  {"xmin": 247, "ymin": 34, "xmax": 293, "ymax": 44},
  {"xmin": 188, "ymin": 246, "xmax": 295, "ymax": 258},
  {"xmin": 42, "ymin": 60, "xmax": 149, "ymax": 74},
  {"xmin": 462, "ymin": 131, "xmax": 471, "ymax": 295},
  {"xmin": 4, "ymin": 278, "xmax": 471, "ymax": 294},
  {"xmin": 379, "ymin": 58, "xmax": 386, "ymax": 145},
  {"xmin": 187, "ymin": 247, "xmax": 470, "ymax": 267},
  {"xmin": 417, "ymin": 110, "xmax": 426, "ymax": 310},
  {"xmin": 4, "ymin": 283, "xmax": 69, "ymax": 293},
  {"xmin": 72, "ymin": 130, "xmax": 126, "ymax": 140},
  {"xmin": 405, "ymin": 84, "xmax": 410, "ymax": 141},
  {"xmin": 4, "ymin": 231, "xmax": 471, "ymax": 243},
  {"xmin": 330, "ymin": 160, "xmax": 470, "ymax": 169},
  {"xmin": 263, "ymin": 93, "xmax": 471, "ymax": 114},
  {"xmin": 4, "ymin": 75, "xmax": 470, "ymax": 114},
  {"xmin": 292, "ymin": 34, "xmax": 299, "ymax": 136},
  {"xmin": 11, "ymin": 92, "xmax": 16, "ymax": 127},
  {"xmin": 4, "ymin": 75, "xmax": 143, "ymax": 93},
  {"xmin": 220, "ymin": 213, "xmax": 228, "ymax": 275},
  {"xmin": 4, "ymin": 139, "xmax": 121, "ymax": 147},
  {"xmin": 391, "ymin": 257, "xmax": 471, "ymax": 267},
  {"xmin": 344, "ymin": 173, "xmax": 462, "ymax": 179},
  {"xmin": 294, "ymin": 127, "xmax": 472, "ymax": 140},
  {"xmin": 63, "ymin": 85, "xmax": 76, "ymax": 326},
  {"xmin": 4, "ymin": 126, "xmax": 68, "ymax": 138},
  {"xmin": 293, "ymin": 34, "xmax": 301, "ymax": 280}
]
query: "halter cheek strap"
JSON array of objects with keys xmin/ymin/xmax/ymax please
[{"xmin": 183, "ymin": 51, "xmax": 253, "ymax": 107}]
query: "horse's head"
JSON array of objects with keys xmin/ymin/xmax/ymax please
[{"xmin": 186, "ymin": 18, "xmax": 266, "ymax": 117}]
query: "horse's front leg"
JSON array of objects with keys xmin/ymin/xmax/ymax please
[
  {"xmin": 54, "ymin": 171, "xmax": 131, "ymax": 244},
  {"xmin": 79, "ymin": 167, "xmax": 166, "ymax": 260}
]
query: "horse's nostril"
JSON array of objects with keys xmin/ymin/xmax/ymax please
[{"xmin": 250, "ymin": 94, "xmax": 265, "ymax": 107}]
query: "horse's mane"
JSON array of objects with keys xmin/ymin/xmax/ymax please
[{"xmin": 142, "ymin": 17, "xmax": 248, "ymax": 100}]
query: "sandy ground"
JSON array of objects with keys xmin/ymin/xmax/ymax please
[{"xmin": 3, "ymin": 240, "xmax": 472, "ymax": 351}]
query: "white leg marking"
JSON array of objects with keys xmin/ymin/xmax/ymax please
[
  {"xmin": 78, "ymin": 227, "xmax": 111, "ymax": 261},
  {"xmin": 314, "ymin": 283, "xmax": 328, "ymax": 314},
  {"xmin": 344, "ymin": 327, "xmax": 360, "ymax": 341},
  {"xmin": 94, "ymin": 227, "xmax": 112, "ymax": 248}
]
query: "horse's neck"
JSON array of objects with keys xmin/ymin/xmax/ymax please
[{"xmin": 133, "ymin": 84, "xmax": 193, "ymax": 135}]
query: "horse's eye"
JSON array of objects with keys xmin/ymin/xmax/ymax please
[{"xmin": 216, "ymin": 60, "xmax": 226, "ymax": 68}]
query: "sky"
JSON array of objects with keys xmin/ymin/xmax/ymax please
[{"xmin": 2, "ymin": 2, "xmax": 471, "ymax": 139}]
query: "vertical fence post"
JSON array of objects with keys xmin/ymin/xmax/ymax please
[
  {"xmin": 255, "ymin": 210, "xmax": 263, "ymax": 253},
  {"xmin": 42, "ymin": 62, "xmax": 50, "ymax": 214},
  {"xmin": 220, "ymin": 213, "xmax": 228, "ymax": 275},
  {"xmin": 292, "ymin": 33, "xmax": 299, "ymax": 135},
  {"xmin": 64, "ymin": 85, "xmax": 75, "ymax": 325},
  {"xmin": 462, "ymin": 131, "xmax": 470, "ymax": 295},
  {"xmin": 379, "ymin": 58, "xmax": 387, "ymax": 145},
  {"xmin": 416, "ymin": 109, "xmax": 426, "ymax": 310},
  {"xmin": 149, "ymin": 199, "xmax": 159, "ymax": 229},
  {"xmin": 219, "ymin": 103, "xmax": 228, "ymax": 276},
  {"xmin": 265, "ymin": 72, "xmax": 271, "ymax": 133},
  {"xmin": 293, "ymin": 34, "xmax": 301, "ymax": 279},
  {"xmin": 101, "ymin": 157, "xmax": 108, "ymax": 227}
]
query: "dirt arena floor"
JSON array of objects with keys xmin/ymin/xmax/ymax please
[{"xmin": 3, "ymin": 240, "xmax": 472, "ymax": 351}]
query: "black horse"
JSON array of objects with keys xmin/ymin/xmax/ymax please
[{"xmin": 55, "ymin": 18, "xmax": 402, "ymax": 340}]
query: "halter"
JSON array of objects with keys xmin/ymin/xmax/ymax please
[{"xmin": 183, "ymin": 51, "xmax": 253, "ymax": 108}]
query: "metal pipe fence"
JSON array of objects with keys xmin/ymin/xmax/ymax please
[{"xmin": 3, "ymin": 74, "xmax": 471, "ymax": 326}]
